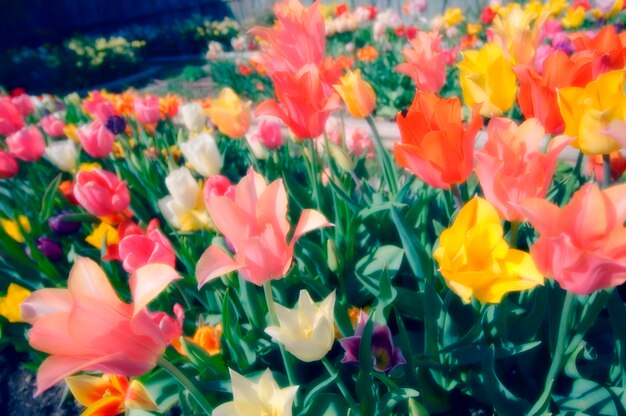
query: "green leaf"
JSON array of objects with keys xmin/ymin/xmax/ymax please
[
  {"xmin": 38, "ymin": 174, "xmax": 61, "ymax": 223},
  {"xmin": 356, "ymin": 318, "xmax": 376, "ymax": 416},
  {"xmin": 482, "ymin": 345, "xmax": 530, "ymax": 415},
  {"xmin": 555, "ymin": 380, "xmax": 626, "ymax": 416},
  {"xmin": 390, "ymin": 207, "xmax": 431, "ymax": 281}
]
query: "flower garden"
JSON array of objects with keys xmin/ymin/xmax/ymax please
[{"xmin": 1, "ymin": 0, "xmax": 626, "ymax": 414}]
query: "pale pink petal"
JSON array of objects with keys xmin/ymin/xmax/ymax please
[
  {"xmin": 256, "ymin": 178, "xmax": 290, "ymax": 237},
  {"xmin": 68, "ymin": 257, "xmax": 121, "ymax": 309},
  {"xmin": 130, "ymin": 264, "xmax": 181, "ymax": 316},
  {"xmin": 519, "ymin": 198, "xmax": 561, "ymax": 235},
  {"xmin": 207, "ymin": 196, "xmax": 250, "ymax": 244},
  {"xmin": 604, "ymin": 183, "xmax": 626, "ymax": 223},
  {"xmin": 196, "ymin": 245, "xmax": 241, "ymax": 288},
  {"xmin": 290, "ymin": 209, "xmax": 332, "ymax": 244},
  {"xmin": 21, "ymin": 289, "xmax": 71, "ymax": 324}
]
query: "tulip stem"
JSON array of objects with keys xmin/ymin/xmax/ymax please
[
  {"xmin": 602, "ymin": 154, "xmax": 611, "ymax": 189},
  {"xmin": 157, "ymin": 356, "xmax": 214, "ymax": 414},
  {"xmin": 263, "ymin": 282, "xmax": 299, "ymax": 401},
  {"xmin": 321, "ymin": 357, "xmax": 360, "ymax": 415},
  {"xmin": 366, "ymin": 115, "xmax": 398, "ymax": 197},
  {"xmin": 528, "ymin": 291, "xmax": 575, "ymax": 415},
  {"xmin": 450, "ymin": 184, "xmax": 463, "ymax": 210},
  {"xmin": 509, "ymin": 221, "xmax": 520, "ymax": 249}
]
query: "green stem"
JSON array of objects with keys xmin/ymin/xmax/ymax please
[
  {"xmin": 322, "ymin": 357, "xmax": 360, "ymax": 415},
  {"xmin": 509, "ymin": 221, "xmax": 520, "ymax": 249},
  {"xmin": 602, "ymin": 154, "xmax": 611, "ymax": 189},
  {"xmin": 528, "ymin": 291, "xmax": 575, "ymax": 415},
  {"xmin": 263, "ymin": 282, "xmax": 299, "ymax": 401},
  {"xmin": 450, "ymin": 184, "xmax": 463, "ymax": 210},
  {"xmin": 366, "ymin": 115, "xmax": 398, "ymax": 197},
  {"xmin": 157, "ymin": 356, "xmax": 213, "ymax": 414},
  {"xmin": 305, "ymin": 139, "xmax": 323, "ymax": 212}
]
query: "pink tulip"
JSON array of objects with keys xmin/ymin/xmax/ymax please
[
  {"xmin": 196, "ymin": 168, "xmax": 332, "ymax": 286},
  {"xmin": 521, "ymin": 183, "xmax": 626, "ymax": 294},
  {"xmin": 475, "ymin": 118, "xmax": 570, "ymax": 221},
  {"xmin": 40, "ymin": 115, "xmax": 66, "ymax": 138},
  {"xmin": 21, "ymin": 257, "xmax": 181, "ymax": 394},
  {"xmin": 133, "ymin": 96, "xmax": 161, "ymax": 125},
  {"xmin": 0, "ymin": 150, "xmax": 19, "ymax": 178},
  {"xmin": 249, "ymin": 119, "xmax": 284, "ymax": 149},
  {"xmin": 73, "ymin": 169, "xmax": 130, "ymax": 217},
  {"xmin": 78, "ymin": 119, "xmax": 115, "ymax": 158},
  {"xmin": 345, "ymin": 126, "xmax": 375, "ymax": 159},
  {"xmin": 83, "ymin": 91, "xmax": 116, "ymax": 122},
  {"xmin": 0, "ymin": 97, "xmax": 25, "ymax": 135},
  {"xmin": 6, "ymin": 126, "xmax": 46, "ymax": 162},
  {"xmin": 11, "ymin": 94, "xmax": 34, "ymax": 116},
  {"xmin": 203, "ymin": 175, "xmax": 235, "ymax": 209},
  {"xmin": 118, "ymin": 219, "xmax": 176, "ymax": 274},
  {"xmin": 395, "ymin": 31, "xmax": 447, "ymax": 92}
]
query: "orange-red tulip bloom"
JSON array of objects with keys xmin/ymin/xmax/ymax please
[{"xmin": 395, "ymin": 31, "xmax": 447, "ymax": 93}]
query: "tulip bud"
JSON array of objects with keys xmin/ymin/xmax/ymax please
[
  {"xmin": 27, "ymin": 237, "xmax": 63, "ymax": 262},
  {"xmin": 334, "ymin": 70, "xmax": 376, "ymax": 118},
  {"xmin": 327, "ymin": 239, "xmax": 342, "ymax": 273},
  {"xmin": 105, "ymin": 115, "xmax": 126, "ymax": 135},
  {"xmin": 44, "ymin": 140, "xmax": 77, "ymax": 172},
  {"xmin": 48, "ymin": 211, "xmax": 81, "ymax": 235},
  {"xmin": 6, "ymin": 126, "xmax": 46, "ymax": 162},
  {"xmin": 0, "ymin": 150, "xmax": 19, "ymax": 179}
]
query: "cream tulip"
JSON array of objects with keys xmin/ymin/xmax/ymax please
[
  {"xmin": 44, "ymin": 140, "xmax": 77, "ymax": 172},
  {"xmin": 157, "ymin": 167, "xmax": 209, "ymax": 231},
  {"xmin": 180, "ymin": 132, "xmax": 222, "ymax": 177},
  {"xmin": 178, "ymin": 102, "xmax": 206, "ymax": 132}
]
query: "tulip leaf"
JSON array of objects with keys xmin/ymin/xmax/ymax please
[
  {"xmin": 555, "ymin": 380, "xmax": 626, "ymax": 416},
  {"xmin": 482, "ymin": 345, "xmax": 530, "ymax": 415},
  {"xmin": 38, "ymin": 174, "xmax": 61, "ymax": 223},
  {"xmin": 300, "ymin": 393, "xmax": 349, "ymax": 416},
  {"xmin": 608, "ymin": 291, "xmax": 626, "ymax": 385},
  {"xmin": 356, "ymin": 318, "xmax": 376, "ymax": 416},
  {"xmin": 390, "ymin": 207, "xmax": 431, "ymax": 281}
]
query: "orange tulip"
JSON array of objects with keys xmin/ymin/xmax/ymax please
[
  {"xmin": 395, "ymin": 92, "xmax": 482, "ymax": 189},
  {"xmin": 475, "ymin": 118, "xmax": 570, "ymax": 221},
  {"xmin": 207, "ymin": 88, "xmax": 252, "ymax": 139},
  {"xmin": 334, "ymin": 70, "xmax": 376, "ymax": 118},
  {"xmin": 570, "ymin": 25, "xmax": 626, "ymax": 77}
]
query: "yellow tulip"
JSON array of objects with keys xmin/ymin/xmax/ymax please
[
  {"xmin": 491, "ymin": 6, "xmax": 547, "ymax": 65},
  {"xmin": 558, "ymin": 70, "xmax": 626, "ymax": 155},
  {"xmin": 562, "ymin": 6, "xmax": 586, "ymax": 29},
  {"xmin": 458, "ymin": 43, "xmax": 517, "ymax": 117},
  {"xmin": 466, "ymin": 23, "xmax": 482, "ymax": 36},
  {"xmin": 433, "ymin": 197, "xmax": 543, "ymax": 304},
  {"xmin": 443, "ymin": 7, "xmax": 465, "ymax": 28},
  {"xmin": 0, "ymin": 216, "xmax": 31, "ymax": 243},
  {"xmin": 206, "ymin": 87, "xmax": 252, "ymax": 139},
  {"xmin": 0, "ymin": 283, "xmax": 31, "ymax": 323},
  {"xmin": 85, "ymin": 222, "xmax": 119, "ymax": 249},
  {"xmin": 334, "ymin": 70, "xmax": 376, "ymax": 119},
  {"xmin": 78, "ymin": 162, "xmax": 101, "ymax": 172},
  {"xmin": 546, "ymin": 0, "xmax": 568, "ymax": 16}
]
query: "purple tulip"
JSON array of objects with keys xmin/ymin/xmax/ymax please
[
  {"xmin": 26, "ymin": 237, "xmax": 64, "ymax": 262},
  {"xmin": 339, "ymin": 311, "xmax": 406, "ymax": 373},
  {"xmin": 105, "ymin": 115, "xmax": 126, "ymax": 135},
  {"xmin": 48, "ymin": 211, "xmax": 81, "ymax": 235}
]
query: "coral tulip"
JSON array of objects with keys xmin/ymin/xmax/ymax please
[
  {"xmin": 6, "ymin": 126, "xmax": 45, "ymax": 162},
  {"xmin": 570, "ymin": 25, "xmax": 626, "ymax": 77},
  {"xmin": 334, "ymin": 70, "xmax": 376, "ymax": 118},
  {"xmin": 118, "ymin": 219, "xmax": 176, "ymax": 274},
  {"xmin": 196, "ymin": 168, "xmax": 331, "ymax": 287},
  {"xmin": 206, "ymin": 88, "xmax": 251, "ymax": 139},
  {"xmin": 395, "ymin": 91, "xmax": 482, "ymax": 189},
  {"xmin": 78, "ymin": 119, "xmax": 116, "ymax": 158},
  {"xmin": 133, "ymin": 96, "xmax": 161, "ymax": 126},
  {"xmin": 395, "ymin": 31, "xmax": 446, "ymax": 92},
  {"xmin": 73, "ymin": 169, "xmax": 131, "ymax": 217}
]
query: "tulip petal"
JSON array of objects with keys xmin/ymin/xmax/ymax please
[
  {"xmin": 604, "ymin": 184, "xmax": 626, "ymax": 222},
  {"xmin": 130, "ymin": 264, "xmax": 181, "ymax": 316},
  {"xmin": 20, "ymin": 288, "xmax": 71, "ymax": 324},
  {"xmin": 196, "ymin": 245, "xmax": 241, "ymax": 288},
  {"xmin": 519, "ymin": 198, "xmax": 560, "ymax": 234},
  {"xmin": 291, "ymin": 209, "xmax": 332, "ymax": 244},
  {"xmin": 68, "ymin": 257, "xmax": 121, "ymax": 309},
  {"xmin": 125, "ymin": 379, "xmax": 159, "ymax": 411},
  {"xmin": 66, "ymin": 375, "xmax": 113, "ymax": 406},
  {"xmin": 82, "ymin": 396, "xmax": 124, "ymax": 416}
]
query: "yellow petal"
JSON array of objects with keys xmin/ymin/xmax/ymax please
[{"xmin": 125, "ymin": 380, "xmax": 159, "ymax": 412}]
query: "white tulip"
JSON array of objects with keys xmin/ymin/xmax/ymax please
[
  {"xmin": 178, "ymin": 102, "xmax": 206, "ymax": 132},
  {"xmin": 44, "ymin": 140, "xmax": 77, "ymax": 172},
  {"xmin": 180, "ymin": 132, "xmax": 222, "ymax": 177},
  {"xmin": 158, "ymin": 167, "xmax": 207, "ymax": 230}
]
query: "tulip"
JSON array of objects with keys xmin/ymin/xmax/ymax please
[
  {"xmin": 196, "ymin": 168, "xmax": 331, "ymax": 287},
  {"xmin": 203, "ymin": 175, "xmax": 235, "ymax": 206},
  {"xmin": 0, "ymin": 215, "xmax": 31, "ymax": 242},
  {"xmin": 44, "ymin": 140, "xmax": 77, "ymax": 172},
  {"xmin": 6, "ymin": 126, "xmax": 46, "ymax": 162},
  {"xmin": 206, "ymin": 88, "xmax": 252, "ymax": 139},
  {"xmin": 265, "ymin": 290, "xmax": 335, "ymax": 362},
  {"xmin": 213, "ymin": 369, "xmax": 298, "ymax": 416},
  {"xmin": 475, "ymin": 118, "xmax": 570, "ymax": 221},
  {"xmin": 521, "ymin": 183, "xmax": 626, "ymax": 294},
  {"xmin": 334, "ymin": 70, "xmax": 376, "ymax": 118},
  {"xmin": 158, "ymin": 167, "xmax": 210, "ymax": 232},
  {"xmin": 395, "ymin": 91, "xmax": 482, "ymax": 189},
  {"xmin": 433, "ymin": 197, "xmax": 544, "ymax": 303},
  {"xmin": 0, "ymin": 283, "xmax": 31, "ymax": 323},
  {"xmin": 558, "ymin": 69, "xmax": 626, "ymax": 155},
  {"xmin": 73, "ymin": 169, "xmax": 131, "ymax": 217},
  {"xmin": 458, "ymin": 43, "xmax": 517, "ymax": 117},
  {"xmin": 118, "ymin": 219, "xmax": 176, "ymax": 274},
  {"xmin": 256, "ymin": 64, "xmax": 340, "ymax": 139},
  {"xmin": 0, "ymin": 150, "xmax": 19, "ymax": 179},
  {"xmin": 570, "ymin": 25, "xmax": 626, "ymax": 77},
  {"xmin": 490, "ymin": 6, "xmax": 547, "ymax": 66},
  {"xmin": 180, "ymin": 132, "xmax": 222, "ymax": 177},
  {"xmin": 395, "ymin": 31, "xmax": 446, "ymax": 93},
  {"xmin": 173, "ymin": 324, "xmax": 223, "ymax": 356},
  {"xmin": 85, "ymin": 222, "xmax": 119, "ymax": 251},
  {"xmin": 178, "ymin": 102, "xmax": 207, "ymax": 133},
  {"xmin": 11, "ymin": 94, "xmax": 33, "ymax": 116},
  {"xmin": 26, "ymin": 237, "xmax": 63, "ymax": 262},
  {"xmin": 78, "ymin": 119, "xmax": 115, "ymax": 158},
  {"xmin": 345, "ymin": 126, "xmax": 375, "ymax": 159},
  {"xmin": 48, "ymin": 211, "xmax": 81, "ymax": 236},
  {"xmin": 133, "ymin": 96, "xmax": 161, "ymax": 125},
  {"xmin": 587, "ymin": 151, "xmax": 626, "ymax": 183},
  {"xmin": 83, "ymin": 91, "xmax": 116, "ymax": 122},
  {"xmin": 40, "ymin": 115, "xmax": 66, "ymax": 138},
  {"xmin": 159, "ymin": 94, "xmax": 181, "ymax": 119},
  {"xmin": 105, "ymin": 115, "xmax": 127, "ymax": 135},
  {"xmin": 66, "ymin": 374, "xmax": 159, "ymax": 415},
  {"xmin": 0, "ymin": 97, "xmax": 24, "ymax": 135},
  {"xmin": 339, "ymin": 311, "xmax": 406, "ymax": 373},
  {"xmin": 21, "ymin": 257, "xmax": 181, "ymax": 394},
  {"xmin": 248, "ymin": 118, "xmax": 284, "ymax": 149},
  {"xmin": 562, "ymin": 6, "xmax": 586, "ymax": 28}
]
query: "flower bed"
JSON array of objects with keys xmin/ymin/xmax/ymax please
[{"xmin": 1, "ymin": 0, "xmax": 626, "ymax": 415}]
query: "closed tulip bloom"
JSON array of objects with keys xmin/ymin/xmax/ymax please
[
  {"xmin": 256, "ymin": 64, "xmax": 340, "ymax": 139},
  {"xmin": 40, "ymin": 115, "xmax": 66, "ymax": 138},
  {"xmin": 83, "ymin": 91, "xmax": 116, "ymax": 122},
  {"xmin": 0, "ymin": 150, "xmax": 19, "ymax": 179},
  {"xmin": 476, "ymin": 118, "xmax": 570, "ymax": 221},
  {"xmin": 206, "ymin": 88, "xmax": 252, "ymax": 138},
  {"xmin": 6, "ymin": 126, "xmax": 45, "ymax": 162},
  {"xmin": 521, "ymin": 183, "xmax": 626, "ymax": 294},
  {"xmin": 395, "ymin": 91, "xmax": 482, "ymax": 189},
  {"xmin": 78, "ymin": 119, "xmax": 115, "ymax": 158},
  {"xmin": 196, "ymin": 168, "xmax": 331, "ymax": 287},
  {"xmin": 180, "ymin": 132, "xmax": 222, "ymax": 177},
  {"xmin": 203, "ymin": 175, "xmax": 235, "ymax": 206},
  {"xmin": 27, "ymin": 237, "xmax": 63, "ymax": 263},
  {"xmin": 247, "ymin": 118, "xmax": 284, "ymax": 150},
  {"xmin": 213, "ymin": 369, "xmax": 298, "ymax": 416},
  {"xmin": 73, "ymin": 169, "xmax": 131, "ymax": 217},
  {"xmin": 570, "ymin": 25, "xmax": 626, "ymax": 77},
  {"xmin": 118, "ymin": 219, "xmax": 176, "ymax": 274},
  {"xmin": 490, "ymin": 6, "xmax": 547, "ymax": 66},
  {"xmin": 20, "ymin": 257, "xmax": 182, "ymax": 394},
  {"xmin": 178, "ymin": 101, "xmax": 206, "ymax": 132},
  {"xmin": 558, "ymin": 69, "xmax": 626, "ymax": 155},
  {"xmin": 133, "ymin": 96, "xmax": 161, "ymax": 125},
  {"xmin": 66, "ymin": 374, "xmax": 159, "ymax": 415},
  {"xmin": 48, "ymin": 211, "xmax": 81, "ymax": 235},
  {"xmin": 395, "ymin": 31, "xmax": 446, "ymax": 92},
  {"xmin": 433, "ymin": 197, "xmax": 544, "ymax": 303},
  {"xmin": 105, "ymin": 115, "xmax": 127, "ymax": 135},
  {"xmin": 158, "ymin": 167, "xmax": 210, "ymax": 232},
  {"xmin": 265, "ymin": 290, "xmax": 335, "ymax": 362},
  {"xmin": 458, "ymin": 43, "xmax": 517, "ymax": 117},
  {"xmin": 334, "ymin": 70, "xmax": 376, "ymax": 118},
  {"xmin": 45, "ymin": 140, "xmax": 77, "ymax": 172},
  {"xmin": 0, "ymin": 97, "xmax": 24, "ymax": 135}
]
